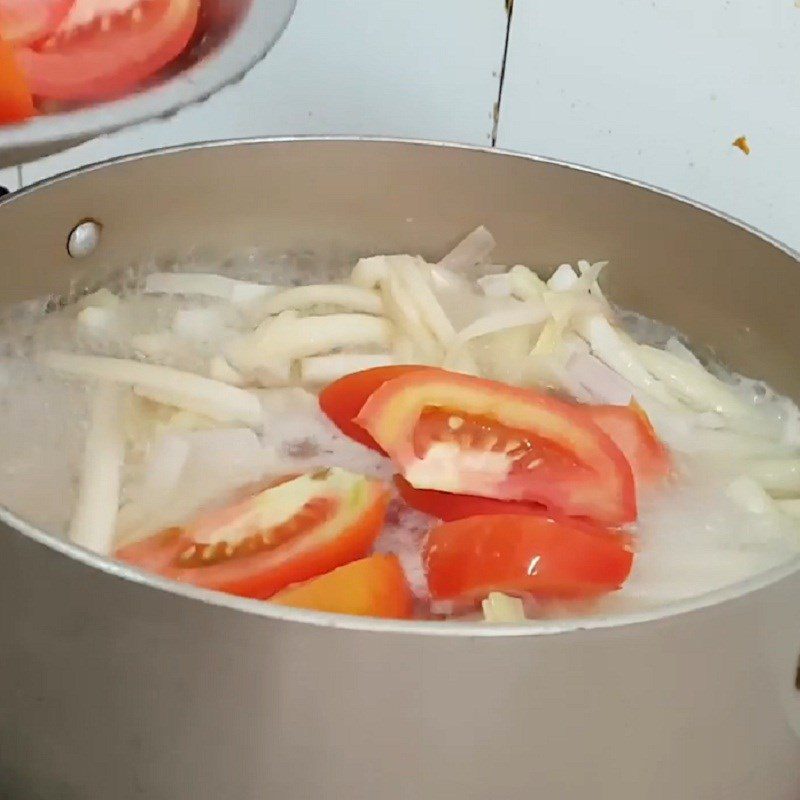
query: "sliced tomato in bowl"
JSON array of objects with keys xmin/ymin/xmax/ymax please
[
  {"xmin": 356, "ymin": 368, "xmax": 636, "ymax": 525},
  {"xmin": 0, "ymin": 38, "xmax": 34, "ymax": 123},
  {"xmin": 17, "ymin": 0, "xmax": 199, "ymax": 101},
  {"xmin": 271, "ymin": 554, "xmax": 414, "ymax": 619},
  {"xmin": 393, "ymin": 474, "xmax": 548, "ymax": 522},
  {"xmin": 0, "ymin": 0, "xmax": 73, "ymax": 46},
  {"xmin": 584, "ymin": 401, "xmax": 670, "ymax": 485},
  {"xmin": 320, "ymin": 364, "xmax": 428, "ymax": 452},
  {"xmin": 425, "ymin": 514, "xmax": 634, "ymax": 603},
  {"xmin": 116, "ymin": 467, "xmax": 390, "ymax": 600}
]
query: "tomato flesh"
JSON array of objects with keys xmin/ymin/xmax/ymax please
[
  {"xmin": 0, "ymin": 37, "xmax": 34, "ymax": 123},
  {"xmin": 320, "ymin": 365, "xmax": 428, "ymax": 452},
  {"xmin": 17, "ymin": 0, "xmax": 199, "ymax": 101},
  {"xmin": 425, "ymin": 514, "xmax": 634, "ymax": 602},
  {"xmin": 357, "ymin": 368, "xmax": 636, "ymax": 525},
  {"xmin": 0, "ymin": 0, "xmax": 73, "ymax": 45},
  {"xmin": 585, "ymin": 402, "xmax": 670, "ymax": 485},
  {"xmin": 393, "ymin": 475, "xmax": 547, "ymax": 521},
  {"xmin": 116, "ymin": 469, "xmax": 390, "ymax": 600},
  {"xmin": 272, "ymin": 554, "xmax": 413, "ymax": 619}
]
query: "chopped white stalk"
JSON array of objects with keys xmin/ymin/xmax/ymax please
[
  {"xmin": 381, "ymin": 270, "xmax": 442, "ymax": 363},
  {"xmin": 476, "ymin": 273, "xmax": 513, "ymax": 297},
  {"xmin": 143, "ymin": 272, "xmax": 276, "ymax": 304},
  {"xmin": 77, "ymin": 288, "xmax": 120, "ymax": 311},
  {"xmin": 172, "ymin": 307, "xmax": 228, "ymax": 341},
  {"xmin": 350, "ymin": 255, "xmax": 391, "ymax": 289},
  {"xmin": 77, "ymin": 305, "xmax": 115, "ymax": 332},
  {"xmin": 664, "ymin": 337, "xmax": 705, "ymax": 370},
  {"xmin": 208, "ymin": 355, "xmax": 247, "ymax": 387},
  {"xmin": 637, "ymin": 344, "xmax": 760, "ymax": 422},
  {"xmin": 41, "ymin": 351, "xmax": 263, "ymax": 428},
  {"xmin": 395, "ymin": 257, "xmax": 458, "ymax": 347},
  {"xmin": 251, "ymin": 284, "xmax": 383, "ymax": 318},
  {"xmin": 437, "ymin": 225, "xmax": 496, "ymax": 274},
  {"xmin": 226, "ymin": 312, "xmax": 393, "ymax": 367},
  {"xmin": 508, "ymin": 265, "xmax": 547, "ymax": 301},
  {"xmin": 577, "ymin": 316, "xmax": 679, "ymax": 408},
  {"xmin": 776, "ymin": 499, "xmax": 800, "ymax": 520},
  {"xmin": 743, "ymin": 459, "xmax": 800, "ymax": 498},
  {"xmin": 725, "ymin": 476, "xmax": 775, "ymax": 515},
  {"xmin": 69, "ymin": 383, "xmax": 126, "ymax": 555},
  {"xmin": 482, "ymin": 592, "xmax": 526, "ymax": 623},
  {"xmin": 300, "ymin": 353, "xmax": 395, "ymax": 385},
  {"xmin": 547, "ymin": 264, "xmax": 579, "ymax": 292}
]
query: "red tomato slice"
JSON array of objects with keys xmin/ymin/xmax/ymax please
[
  {"xmin": 425, "ymin": 514, "xmax": 634, "ymax": 602},
  {"xmin": 0, "ymin": 37, "xmax": 34, "ymax": 123},
  {"xmin": 394, "ymin": 474, "xmax": 547, "ymax": 521},
  {"xmin": 116, "ymin": 468, "xmax": 389, "ymax": 600},
  {"xmin": 319, "ymin": 364, "xmax": 428, "ymax": 452},
  {"xmin": 357, "ymin": 368, "xmax": 636, "ymax": 525},
  {"xmin": 17, "ymin": 0, "xmax": 199, "ymax": 101},
  {"xmin": 584, "ymin": 401, "xmax": 670, "ymax": 485},
  {"xmin": 0, "ymin": 0, "xmax": 73, "ymax": 45},
  {"xmin": 271, "ymin": 554, "xmax": 414, "ymax": 619}
]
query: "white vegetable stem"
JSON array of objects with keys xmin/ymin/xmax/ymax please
[
  {"xmin": 300, "ymin": 353, "xmax": 395, "ymax": 385},
  {"xmin": 437, "ymin": 225, "xmax": 496, "ymax": 274},
  {"xmin": 743, "ymin": 459, "xmax": 800, "ymax": 497},
  {"xmin": 227, "ymin": 312, "xmax": 393, "ymax": 365},
  {"xmin": 251, "ymin": 284, "xmax": 383, "ymax": 317},
  {"xmin": 41, "ymin": 351, "xmax": 263, "ymax": 429},
  {"xmin": 69, "ymin": 384, "xmax": 127, "ymax": 555},
  {"xmin": 143, "ymin": 272, "xmax": 276, "ymax": 305}
]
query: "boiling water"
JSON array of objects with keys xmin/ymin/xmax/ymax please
[{"xmin": 0, "ymin": 255, "xmax": 797, "ymax": 619}]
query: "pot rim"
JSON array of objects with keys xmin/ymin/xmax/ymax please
[{"xmin": 3, "ymin": 135, "xmax": 799, "ymax": 638}]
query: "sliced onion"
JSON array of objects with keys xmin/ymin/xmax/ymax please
[
  {"xmin": 208, "ymin": 355, "xmax": 247, "ymax": 387},
  {"xmin": 577, "ymin": 316, "xmax": 680, "ymax": 408},
  {"xmin": 565, "ymin": 351, "xmax": 635, "ymax": 405},
  {"xmin": 476, "ymin": 273, "xmax": 513, "ymax": 298},
  {"xmin": 250, "ymin": 284, "xmax": 383, "ymax": 318},
  {"xmin": 743, "ymin": 459, "xmax": 800, "ymax": 498},
  {"xmin": 77, "ymin": 288, "xmax": 120, "ymax": 311},
  {"xmin": 69, "ymin": 383, "xmax": 126, "ymax": 555},
  {"xmin": 776, "ymin": 499, "xmax": 800, "ymax": 520},
  {"xmin": 77, "ymin": 306, "xmax": 116, "ymax": 333},
  {"xmin": 547, "ymin": 264, "xmax": 579, "ymax": 292},
  {"xmin": 41, "ymin": 351, "xmax": 263, "ymax": 429},
  {"xmin": 350, "ymin": 255, "xmax": 391, "ymax": 289},
  {"xmin": 436, "ymin": 225, "xmax": 496, "ymax": 275},
  {"xmin": 143, "ymin": 272, "xmax": 276, "ymax": 305},
  {"xmin": 453, "ymin": 304, "xmax": 546, "ymax": 347},
  {"xmin": 508, "ymin": 265, "xmax": 547, "ymax": 301},
  {"xmin": 226, "ymin": 312, "xmax": 393, "ymax": 366},
  {"xmin": 725, "ymin": 476, "xmax": 776, "ymax": 514},
  {"xmin": 172, "ymin": 308, "xmax": 228, "ymax": 341},
  {"xmin": 393, "ymin": 257, "xmax": 458, "ymax": 346},
  {"xmin": 300, "ymin": 353, "xmax": 395, "ymax": 385},
  {"xmin": 381, "ymin": 270, "xmax": 442, "ymax": 363},
  {"xmin": 664, "ymin": 336, "xmax": 705, "ymax": 369}
]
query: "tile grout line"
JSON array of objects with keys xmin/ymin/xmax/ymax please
[{"xmin": 491, "ymin": 0, "xmax": 515, "ymax": 147}]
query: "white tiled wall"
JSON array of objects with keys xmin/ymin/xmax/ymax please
[
  {"xmin": 21, "ymin": 0, "xmax": 508, "ymax": 183},
  {"xmin": 496, "ymin": 0, "xmax": 800, "ymax": 250}
]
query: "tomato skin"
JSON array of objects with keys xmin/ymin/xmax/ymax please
[
  {"xmin": 116, "ymin": 478, "xmax": 390, "ymax": 600},
  {"xmin": 0, "ymin": 0, "xmax": 73, "ymax": 46},
  {"xmin": 394, "ymin": 475, "xmax": 547, "ymax": 521},
  {"xmin": 357, "ymin": 368, "xmax": 636, "ymax": 525},
  {"xmin": 425, "ymin": 514, "xmax": 634, "ymax": 602},
  {"xmin": 0, "ymin": 38, "xmax": 34, "ymax": 124},
  {"xmin": 584, "ymin": 402, "xmax": 670, "ymax": 484},
  {"xmin": 17, "ymin": 0, "xmax": 199, "ymax": 101},
  {"xmin": 271, "ymin": 554, "xmax": 413, "ymax": 619},
  {"xmin": 319, "ymin": 365, "xmax": 429, "ymax": 451}
]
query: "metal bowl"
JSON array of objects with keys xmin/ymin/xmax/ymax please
[
  {"xmin": 0, "ymin": 0, "xmax": 296, "ymax": 168},
  {"xmin": 0, "ymin": 138, "xmax": 798, "ymax": 800}
]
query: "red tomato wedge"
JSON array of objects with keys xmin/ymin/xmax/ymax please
[
  {"xmin": 320, "ymin": 364, "xmax": 426, "ymax": 452},
  {"xmin": 584, "ymin": 402, "xmax": 670, "ymax": 485},
  {"xmin": 116, "ymin": 468, "xmax": 390, "ymax": 600},
  {"xmin": 394, "ymin": 474, "xmax": 547, "ymax": 522},
  {"xmin": 0, "ymin": 37, "xmax": 34, "ymax": 123},
  {"xmin": 0, "ymin": 0, "xmax": 73, "ymax": 46},
  {"xmin": 356, "ymin": 368, "xmax": 636, "ymax": 525},
  {"xmin": 17, "ymin": 0, "xmax": 199, "ymax": 101},
  {"xmin": 425, "ymin": 514, "xmax": 634, "ymax": 602},
  {"xmin": 271, "ymin": 554, "xmax": 413, "ymax": 619}
]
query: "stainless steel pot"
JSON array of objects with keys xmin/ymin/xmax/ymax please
[{"xmin": 0, "ymin": 139, "xmax": 798, "ymax": 800}]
